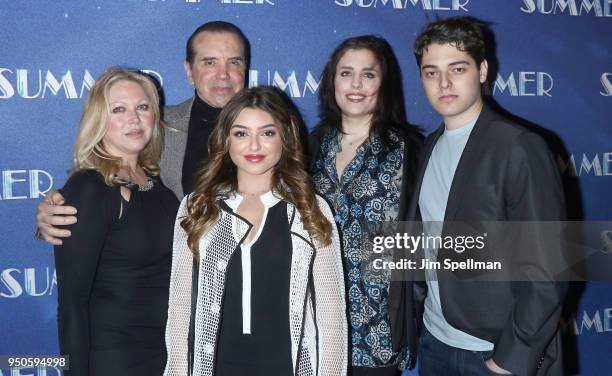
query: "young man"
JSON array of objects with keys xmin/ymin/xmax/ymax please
[
  {"xmin": 36, "ymin": 21, "xmax": 249, "ymax": 243},
  {"xmin": 406, "ymin": 17, "xmax": 567, "ymax": 375}
]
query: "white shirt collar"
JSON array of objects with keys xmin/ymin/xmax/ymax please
[{"xmin": 224, "ymin": 190, "xmax": 282, "ymax": 211}]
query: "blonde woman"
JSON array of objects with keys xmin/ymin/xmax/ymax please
[
  {"xmin": 54, "ymin": 69, "xmax": 178, "ymax": 375},
  {"xmin": 164, "ymin": 86, "xmax": 347, "ymax": 375}
]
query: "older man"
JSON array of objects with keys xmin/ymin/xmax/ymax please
[{"xmin": 36, "ymin": 21, "xmax": 249, "ymax": 243}]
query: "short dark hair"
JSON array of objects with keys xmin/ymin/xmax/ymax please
[
  {"xmin": 318, "ymin": 35, "xmax": 414, "ymax": 148},
  {"xmin": 413, "ymin": 17, "xmax": 486, "ymax": 68},
  {"xmin": 185, "ymin": 21, "xmax": 250, "ymax": 65}
]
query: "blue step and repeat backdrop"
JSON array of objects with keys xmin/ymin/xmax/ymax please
[{"xmin": 1, "ymin": 1, "xmax": 610, "ymax": 375}]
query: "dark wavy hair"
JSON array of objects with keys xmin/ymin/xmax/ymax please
[
  {"xmin": 413, "ymin": 17, "xmax": 486, "ymax": 68},
  {"xmin": 182, "ymin": 86, "xmax": 332, "ymax": 256},
  {"xmin": 317, "ymin": 35, "xmax": 414, "ymax": 149}
]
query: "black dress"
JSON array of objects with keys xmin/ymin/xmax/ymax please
[
  {"xmin": 54, "ymin": 170, "xmax": 178, "ymax": 376},
  {"xmin": 214, "ymin": 200, "xmax": 293, "ymax": 375}
]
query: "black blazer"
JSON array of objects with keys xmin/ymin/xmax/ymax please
[{"xmin": 405, "ymin": 104, "xmax": 567, "ymax": 376}]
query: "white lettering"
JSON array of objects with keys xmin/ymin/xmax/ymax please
[
  {"xmin": 2, "ymin": 170, "xmax": 28, "ymax": 200},
  {"xmin": 18, "ymin": 69, "xmax": 43, "ymax": 98},
  {"xmin": 24, "ymin": 267, "xmax": 55, "ymax": 297},
  {"xmin": 0, "ymin": 269, "xmax": 23, "ymax": 298},
  {"xmin": 0, "ymin": 268, "xmax": 57, "ymax": 299},
  {"xmin": 336, "ymin": 0, "xmax": 468, "ymax": 9},
  {"xmin": 579, "ymin": 0, "xmax": 603, "ymax": 15},
  {"xmin": 79, "ymin": 69, "xmax": 96, "ymax": 98},
  {"xmin": 579, "ymin": 154, "xmax": 602, "ymax": 176},
  {"xmin": 0, "ymin": 68, "xmax": 16, "ymax": 98},
  {"xmin": 494, "ymin": 72, "xmax": 553, "ymax": 96},
  {"xmin": 519, "ymin": 72, "xmax": 536, "ymax": 96},
  {"xmin": 248, "ymin": 69, "xmax": 259, "ymax": 88},
  {"xmin": 42, "ymin": 71, "xmax": 78, "ymax": 98},
  {"xmin": 272, "ymin": 71, "xmax": 301, "ymax": 98},
  {"xmin": 302, "ymin": 71, "xmax": 321, "ymax": 97},
  {"xmin": 0, "ymin": 69, "xmax": 157, "ymax": 99},
  {"xmin": 382, "ymin": 0, "xmax": 405, "ymax": 8},
  {"xmin": 603, "ymin": 153, "xmax": 612, "ymax": 175},
  {"xmin": 1, "ymin": 367, "xmax": 63, "ymax": 376},
  {"xmin": 521, "ymin": 0, "xmax": 611, "ymax": 15},
  {"xmin": 580, "ymin": 310, "xmax": 603, "ymax": 333},
  {"xmin": 249, "ymin": 70, "xmax": 320, "ymax": 98},
  {"xmin": 558, "ymin": 154, "xmax": 612, "ymax": 176},
  {"xmin": 600, "ymin": 73, "xmax": 612, "ymax": 96},
  {"xmin": 521, "ymin": 0, "xmax": 537, "ymax": 12},
  {"xmin": 494, "ymin": 72, "xmax": 519, "ymax": 96},
  {"xmin": 1, "ymin": 169, "xmax": 54, "ymax": 200},
  {"xmin": 554, "ymin": 0, "xmax": 579, "ymax": 15},
  {"xmin": 335, "ymin": 0, "xmax": 353, "ymax": 6},
  {"xmin": 221, "ymin": 0, "xmax": 274, "ymax": 3},
  {"xmin": 29, "ymin": 170, "xmax": 54, "ymax": 198},
  {"xmin": 538, "ymin": 0, "xmax": 554, "ymax": 13},
  {"xmin": 537, "ymin": 72, "xmax": 554, "ymax": 96}
]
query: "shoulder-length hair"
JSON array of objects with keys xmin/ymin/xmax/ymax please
[
  {"xmin": 72, "ymin": 68, "xmax": 164, "ymax": 185},
  {"xmin": 318, "ymin": 35, "xmax": 414, "ymax": 148},
  {"xmin": 182, "ymin": 86, "xmax": 332, "ymax": 256}
]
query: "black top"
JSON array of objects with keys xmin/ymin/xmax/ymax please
[
  {"xmin": 215, "ymin": 200, "xmax": 293, "ymax": 375},
  {"xmin": 181, "ymin": 93, "xmax": 222, "ymax": 194},
  {"xmin": 54, "ymin": 170, "xmax": 179, "ymax": 376}
]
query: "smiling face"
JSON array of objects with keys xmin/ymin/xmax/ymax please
[
  {"xmin": 228, "ymin": 107, "xmax": 283, "ymax": 182},
  {"xmin": 184, "ymin": 31, "xmax": 246, "ymax": 108},
  {"xmin": 334, "ymin": 48, "xmax": 382, "ymax": 123},
  {"xmin": 420, "ymin": 42, "xmax": 488, "ymax": 129},
  {"xmin": 102, "ymin": 80, "xmax": 154, "ymax": 161}
]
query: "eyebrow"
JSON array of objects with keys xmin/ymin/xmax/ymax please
[
  {"xmin": 449, "ymin": 60, "xmax": 471, "ymax": 66},
  {"xmin": 201, "ymin": 56, "xmax": 245, "ymax": 61},
  {"xmin": 421, "ymin": 60, "xmax": 471, "ymax": 70},
  {"xmin": 337, "ymin": 65, "xmax": 379, "ymax": 71},
  {"xmin": 231, "ymin": 123, "xmax": 277, "ymax": 130},
  {"xmin": 109, "ymin": 99, "xmax": 150, "ymax": 105}
]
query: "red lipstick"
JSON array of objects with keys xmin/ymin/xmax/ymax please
[{"xmin": 244, "ymin": 154, "xmax": 265, "ymax": 162}]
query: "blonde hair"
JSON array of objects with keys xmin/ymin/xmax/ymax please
[
  {"xmin": 181, "ymin": 86, "xmax": 332, "ymax": 256},
  {"xmin": 72, "ymin": 68, "xmax": 164, "ymax": 185}
]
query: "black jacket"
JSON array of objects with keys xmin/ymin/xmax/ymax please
[{"xmin": 405, "ymin": 104, "xmax": 567, "ymax": 376}]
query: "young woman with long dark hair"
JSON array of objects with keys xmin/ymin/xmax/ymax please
[
  {"xmin": 164, "ymin": 86, "xmax": 348, "ymax": 376},
  {"xmin": 310, "ymin": 36, "xmax": 422, "ymax": 376}
]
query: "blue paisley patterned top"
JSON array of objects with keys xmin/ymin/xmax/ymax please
[{"xmin": 312, "ymin": 128, "xmax": 410, "ymax": 369}]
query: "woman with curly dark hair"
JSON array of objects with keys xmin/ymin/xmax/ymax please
[
  {"xmin": 164, "ymin": 86, "xmax": 348, "ymax": 376},
  {"xmin": 310, "ymin": 36, "xmax": 422, "ymax": 376}
]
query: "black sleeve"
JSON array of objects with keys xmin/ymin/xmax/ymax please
[
  {"xmin": 53, "ymin": 171, "xmax": 119, "ymax": 376},
  {"xmin": 306, "ymin": 124, "xmax": 329, "ymax": 173},
  {"xmin": 492, "ymin": 131, "xmax": 568, "ymax": 376}
]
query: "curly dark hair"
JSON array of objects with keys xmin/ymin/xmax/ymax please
[{"xmin": 413, "ymin": 17, "xmax": 486, "ymax": 68}]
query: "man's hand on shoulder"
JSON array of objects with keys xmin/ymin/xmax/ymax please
[{"xmin": 36, "ymin": 190, "xmax": 77, "ymax": 245}]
